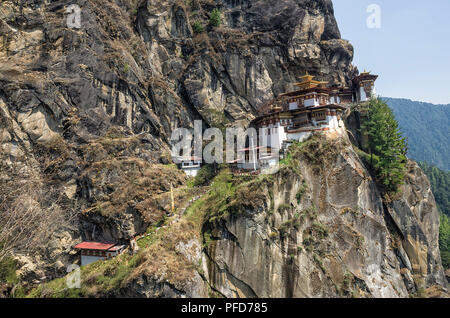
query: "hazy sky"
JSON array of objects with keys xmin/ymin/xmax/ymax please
[{"xmin": 332, "ymin": 0, "xmax": 450, "ymax": 105}]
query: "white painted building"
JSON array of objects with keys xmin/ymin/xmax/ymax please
[
  {"xmin": 284, "ymin": 107, "xmax": 345, "ymax": 143},
  {"xmin": 329, "ymin": 95, "xmax": 341, "ymax": 104},
  {"xmin": 353, "ymin": 71, "xmax": 378, "ymax": 102},
  {"xmin": 259, "ymin": 121, "xmax": 288, "ymax": 151},
  {"xmin": 174, "ymin": 156, "xmax": 202, "ymax": 177},
  {"xmin": 230, "ymin": 146, "xmax": 278, "ymax": 171},
  {"xmin": 248, "ymin": 71, "xmax": 378, "ymax": 170}
]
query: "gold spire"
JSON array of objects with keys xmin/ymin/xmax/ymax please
[{"xmin": 294, "ymin": 72, "xmax": 328, "ymax": 90}]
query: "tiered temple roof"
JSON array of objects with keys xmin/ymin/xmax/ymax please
[
  {"xmin": 256, "ymin": 71, "xmax": 377, "ymax": 117},
  {"xmin": 353, "ymin": 71, "xmax": 378, "ymax": 86}
]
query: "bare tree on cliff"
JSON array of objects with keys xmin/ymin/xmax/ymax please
[{"xmin": 0, "ymin": 161, "xmax": 78, "ymax": 263}]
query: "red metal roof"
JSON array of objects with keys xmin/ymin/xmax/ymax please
[{"xmin": 74, "ymin": 242, "xmax": 116, "ymax": 251}]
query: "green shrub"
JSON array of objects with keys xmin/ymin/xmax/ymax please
[
  {"xmin": 296, "ymin": 180, "xmax": 307, "ymax": 204},
  {"xmin": 439, "ymin": 213, "xmax": 450, "ymax": 269},
  {"xmin": 209, "ymin": 8, "xmax": 221, "ymax": 27},
  {"xmin": 194, "ymin": 164, "xmax": 216, "ymax": 186},
  {"xmin": 0, "ymin": 256, "xmax": 18, "ymax": 284},
  {"xmin": 312, "ymin": 222, "xmax": 329, "ymax": 239},
  {"xmin": 193, "ymin": 20, "xmax": 204, "ymax": 33},
  {"xmin": 303, "ymin": 237, "xmax": 314, "ymax": 252},
  {"xmin": 313, "ymin": 253, "xmax": 326, "ymax": 273},
  {"xmin": 419, "ymin": 162, "xmax": 450, "ymax": 217}
]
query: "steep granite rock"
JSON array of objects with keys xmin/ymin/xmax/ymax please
[
  {"xmin": 0, "ymin": 0, "xmax": 356, "ymax": 282},
  {"xmin": 202, "ymin": 134, "xmax": 447, "ymax": 297},
  {"xmin": 386, "ymin": 161, "xmax": 447, "ymax": 288},
  {"xmin": 203, "ymin": 135, "xmax": 408, "ymax": 297}
]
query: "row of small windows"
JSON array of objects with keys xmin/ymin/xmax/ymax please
[
  {"xmin": 82, "ymin": 250, "xmax": 113, "ymax": 257},
  {"xmin": 181, "ymin": 162, "xmax": 201, "ymax": 167},
  {"xmin": 312, "ymin": 111, "xmax": 327, "ymax": 121}
]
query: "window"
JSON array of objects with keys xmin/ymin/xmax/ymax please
[{"xmin": 313, "ymin": 111, "xmax": 326, "ymax": 121}]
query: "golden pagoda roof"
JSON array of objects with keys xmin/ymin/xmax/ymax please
[{"xmin": 294, "ymin": 72, "xmax": 328, "ymax": 90}]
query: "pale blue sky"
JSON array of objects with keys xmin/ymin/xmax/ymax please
[{"xmin": 332, "ymin": 0, "xmax": 450, "ymax": 104}]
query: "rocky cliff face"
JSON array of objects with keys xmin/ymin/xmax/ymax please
[
  {"xmin": 0, "ymin": 0, "xmax": 355, "ymax": 282},
  {"xmin": 202, "ymin": 134, "xmax": 447, "ymax": 298},
  {"xmin": 0, "ymin": 0, "xmax": 447, "ymax": 297},
  {"xmin": 1, "ymin": 0, "xmax": 355, "ymax": 141}
]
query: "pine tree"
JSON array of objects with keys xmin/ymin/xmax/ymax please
[
  {"xmin": 439, "ymin": 213, "xmax": 450, "ymax": 269},
  {"xmin": 362, "ymin": 98, "xmax": 407, "ymax": 193},
  {"xmin": 419, "ymin": 161, "xmax": 450, "ymax": 216},
  {"xmin": 209, "ymin": 8, "xmax": 221, "ymax": 27}
]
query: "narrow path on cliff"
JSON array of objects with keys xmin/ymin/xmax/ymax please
[{"xmin": 136, "ymin": 185, "xmax": 210, "ymax": 243}]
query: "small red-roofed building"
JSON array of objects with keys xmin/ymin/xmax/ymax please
[{"xmin": 74, "ymin": 242, "xmax": 126, "ymax": 266}]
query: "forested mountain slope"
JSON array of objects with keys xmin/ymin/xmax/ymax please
[
  {"xmin": 383, "ymin": 97, "xmax": 450, "ymax": 171},
  {"xmin": 418, "ymin": 162, "xmax": 450, "ymax": 269}
]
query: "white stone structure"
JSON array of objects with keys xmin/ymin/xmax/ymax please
[{"xmin": 175, "ymin": 156, "xmax": 202, "ymax": 177}]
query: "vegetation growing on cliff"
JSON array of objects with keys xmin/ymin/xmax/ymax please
[
  {"xmin": 418, "ymin": 162, "xmax": 450, "ymax": 269},
  {"xmin": 288, "ymin": 134, "xmax": 344, "ymax": 167},
  {"xmin": 419, "ymin": 162, "xmax": 450, "ymax": 216},
  {"xmin": 209, "ymin": 8, "xmax": 221, "ymax": 27},
  {"xmin": 27, "ymin": 251, "xmax": 143, "ymax": 298},
  {"xmin": 438, "ymin": 214, "xmax": 450, "ymax": 269},
  {"xmin": 193, "ymin": 20, "xmax": 204, "ymax": 33},
  {"xmin": 193, "ymin": 164, "xmax": 218, "ymax": 187},
  {"xmin": 27, "ymin": 210, "xmax": 201, "ymax": 298},
  {"xmin": 200, "ymin": 169, "xmax": 274, "ymax": 225},
  {"xmin": 361, "ymin": 98, "xmax": 408, "ymax": 194},
  {"xmin": 0, "ymin": 255, "xmax": 18, "ymax": 285}
]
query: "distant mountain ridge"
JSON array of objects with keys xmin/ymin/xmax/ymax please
[{"xmin": 383, "ymin": 97, "xmax": 450, "ymax": 171}]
